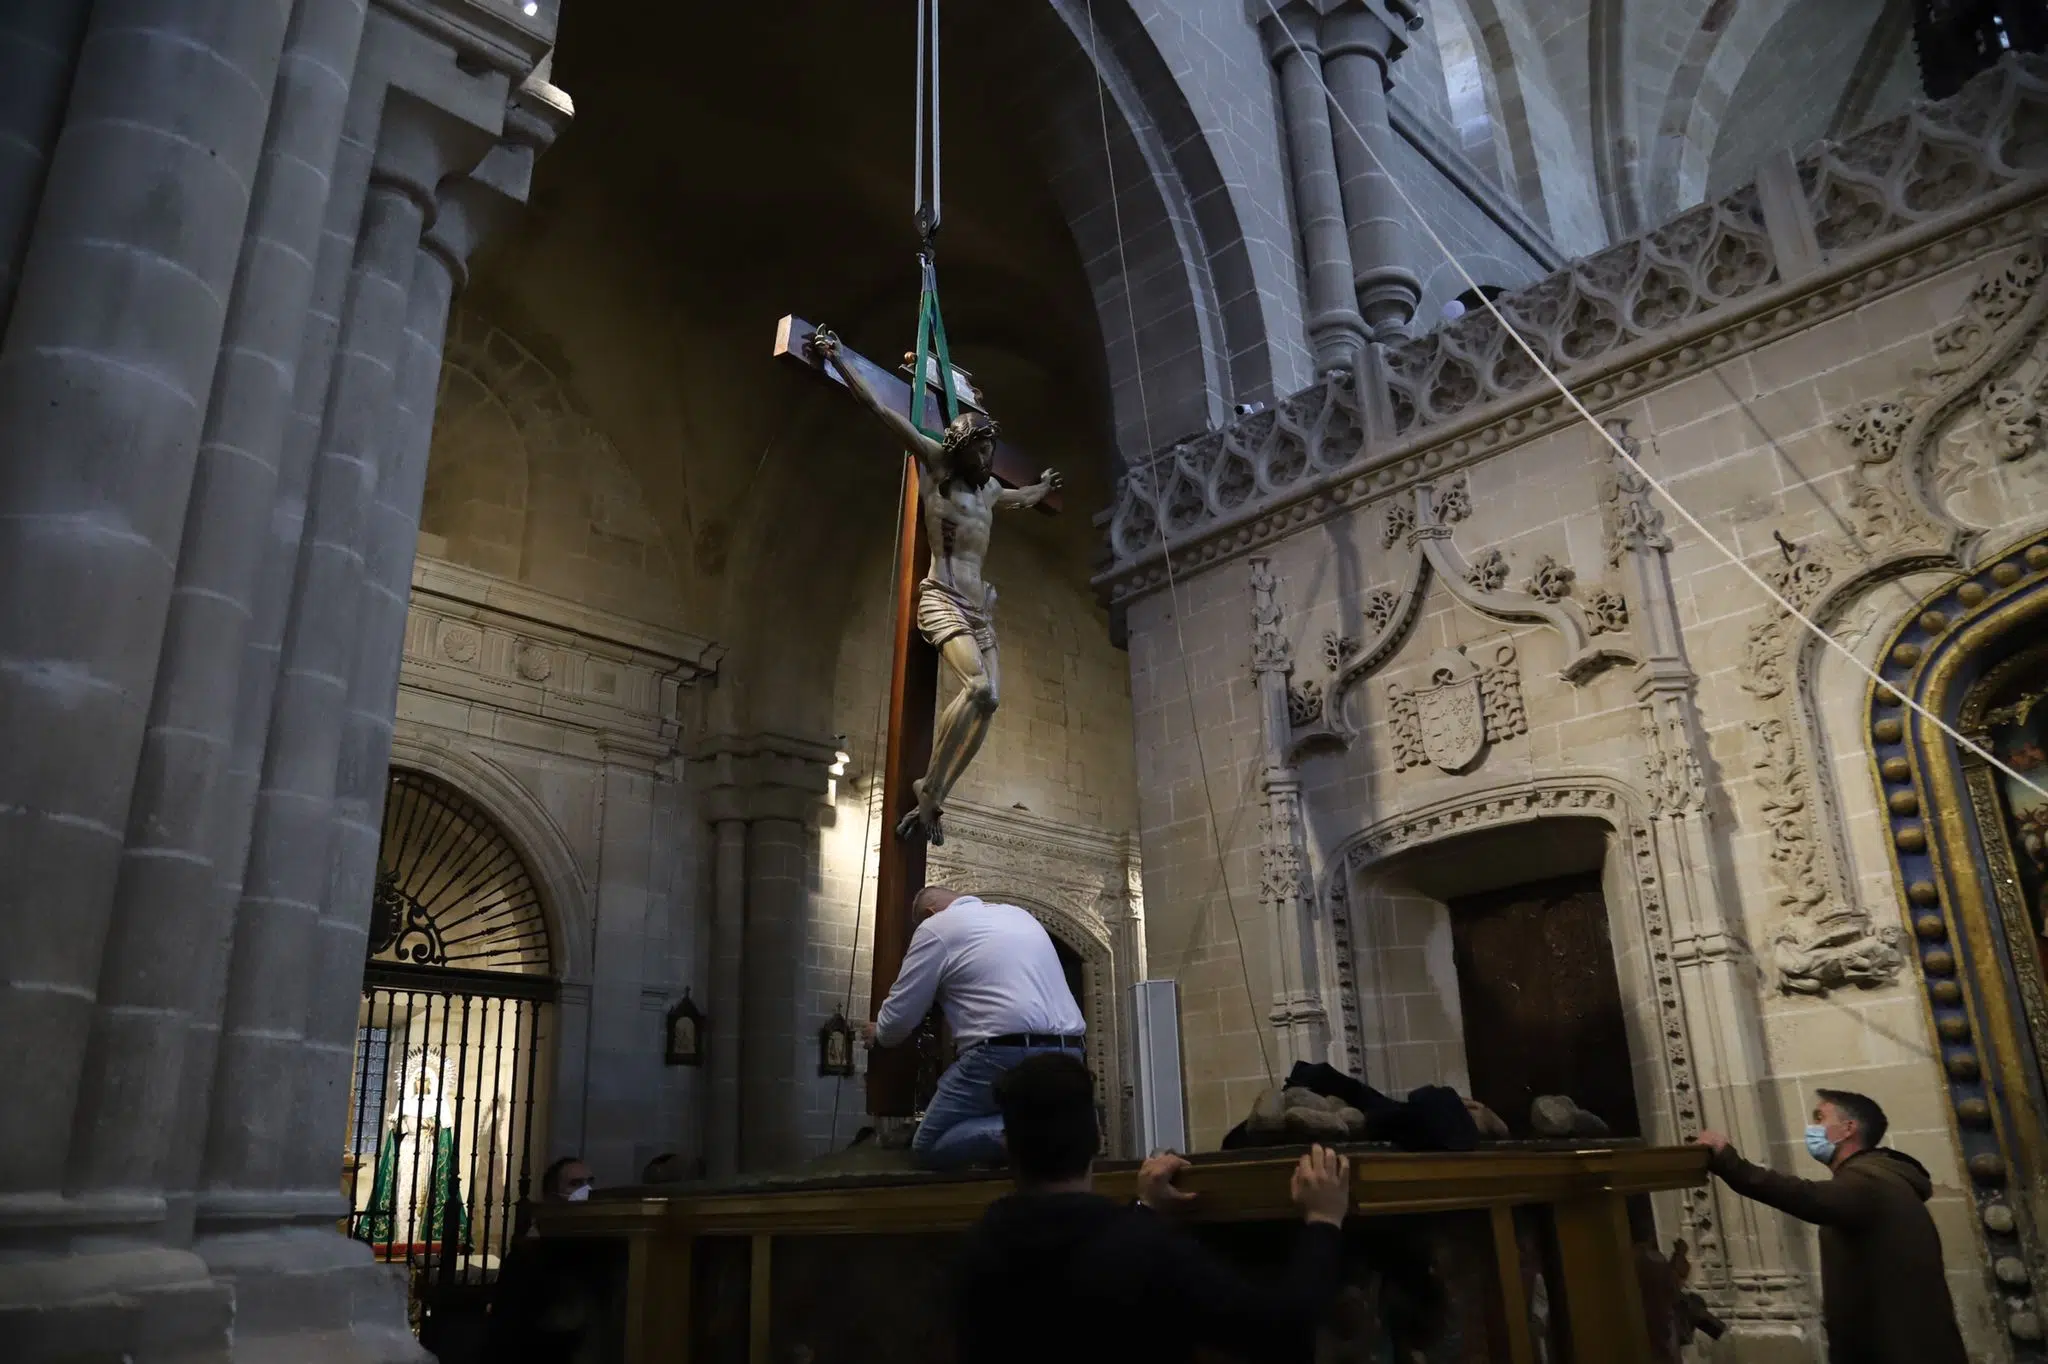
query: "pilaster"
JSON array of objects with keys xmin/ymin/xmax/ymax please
[
  {"xmin": 691, "ymin": 733, "xmax": 836, "ymax": 1172},
  {"xmin": 1249, "ymin": 558, "xmax": 1331, "ymax": 1069},
  {"xmin": 1603, "ymin": 420, "xmax": 1816, "ymax": 1338}
]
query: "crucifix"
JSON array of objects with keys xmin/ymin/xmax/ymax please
[{"xmin": 772, "ymin": 314, "xmax": 1063, "ymax": 1117}]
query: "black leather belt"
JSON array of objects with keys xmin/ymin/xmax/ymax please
[{"xmin": 976, "ymin": 1033, "xmax": 1085, "ymax": 1050}]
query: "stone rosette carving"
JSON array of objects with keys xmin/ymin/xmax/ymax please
[
  {"xmin": 1586, "ymin": 587, "xmax": 1629, "ymax": 634},
  {"xmin": 1362, "ymin": 587, "xmax": 1400, "ymax": 630},
  {"xmin": 514, "ymin": 643, "xmax": 553, "ymax": 682},
  {"xmin": 1382, "ymin": 500, "xmax": 1414, "ymax": 548},
  {"xmin": 1387, "ymin": 643, "xmax": 1526, "ymax": 773},
  {"xmin": 1525, "ymin": 554, "xmax": 1576, "ymax": 603},
  {"xmin": 1435, "ymin": 474, "xmax": 1472, "ymax": 523},
  {"xmin": 1288, "ymin": 678, "xmax": 1323, "ymax": 728},
  {"xmin": 439, "ymin": 626, "xmax": 481, "ymax": 664},
  {"xmin": 1322, "ymin": 630, "xmax": 1360, "ymax": 673},
  {"xmin": 1465, "ymin": 548, "xmax": 1508, "ymax": 592}
]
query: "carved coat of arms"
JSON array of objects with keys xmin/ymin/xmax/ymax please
[
  {"xmin": 1388, "ymin": 644, "xmax": 1526, "ymax": 774},
  {"xmin": 1410, "ymin": 652, "xmax": 1485, "ymax": 771}
]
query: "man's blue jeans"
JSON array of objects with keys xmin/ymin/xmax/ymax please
[{"xmin": 911, "ymin": 1043, "xmax": 1078, "ymax": 1170}]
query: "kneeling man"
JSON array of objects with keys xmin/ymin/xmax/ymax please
[{"xmin": 864, "ymin": 886, "xmax": 1086, "ymax": 1169}]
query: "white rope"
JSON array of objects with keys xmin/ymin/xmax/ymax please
[
  {"xmin": 1254, "ymin": 0, "xmax": 2047, "ymax": 802},
  {"xmin": 1087, "ymin": 0, "xmax": 1278, "ymax": 1089}
]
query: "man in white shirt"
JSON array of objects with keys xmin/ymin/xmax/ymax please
[{"xmin": 861, "ymin": 886, "xmax": 1087, "ymax": 1169}]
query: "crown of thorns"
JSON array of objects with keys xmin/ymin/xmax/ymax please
[{"xmin": 941, "ymin": 411, "xmax": 1000, "ymax": 455}]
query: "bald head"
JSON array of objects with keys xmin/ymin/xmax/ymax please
[{"xmin": 913, "ymin": 886, "xmax": 963, "ymax": 921}]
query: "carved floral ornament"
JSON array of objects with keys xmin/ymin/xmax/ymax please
[
  {"xmin": 1101, "ymin": 58, "xmax": 2048, "ymax": 597},
  {"xmin": 1738, "ymin": 240, "xmax": 2048, "ymax": 998},
  {"xmin": 1263, "ymin": 473, "xmax": 1634, "ymax": 752}
]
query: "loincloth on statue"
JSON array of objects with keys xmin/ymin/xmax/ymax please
[{"xmin": 916, "ymin": 578, "xmax": 997, "ymax": 654}]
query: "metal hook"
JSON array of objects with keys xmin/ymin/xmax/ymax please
[{"xmin": 1773, "ymin": 530, "xmax": 1798, "ymax": 562}]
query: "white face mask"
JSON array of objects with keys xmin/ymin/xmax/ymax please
[{"xmin": 566, "ymin": 1184, "xmax": 591, "ymax": 1203}]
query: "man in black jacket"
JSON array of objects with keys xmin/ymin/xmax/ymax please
[{"xmin": 954, "ymin": 1052, "xmax": 1351, "ymax": 1363}]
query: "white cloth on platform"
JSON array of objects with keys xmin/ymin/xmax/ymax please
[{"xmin": 874, "ymin": 896, "xmax": 1085, "ymax": 1048}]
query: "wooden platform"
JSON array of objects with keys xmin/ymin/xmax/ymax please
[{"xmin": 538, "ymin": 1142, "xmax": 1711, "ymax": 1364}]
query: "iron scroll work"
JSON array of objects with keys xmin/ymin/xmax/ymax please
[{"xmin": 347, "ymin": 769, "xmax": 558, "ymax": 1335}]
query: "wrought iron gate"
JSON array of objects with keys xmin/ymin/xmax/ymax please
[{"xmin": 343, "ymin": 769, "xmax": 556, "ymax": 1323}]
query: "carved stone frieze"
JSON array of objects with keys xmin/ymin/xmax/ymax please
[
  {"xmin": 1293, "ymin": 478, "xmax": 1630, "ymax": 756},
  {"xmin": 1639, "ymin": 702, "xmax": 1707, "ymax": 818},
  {"xmin": 402, "ymin": 555, "xmax": 720, "ymax": 761},
  {"xmin": 1101, "ymin": 58, "xmax": 2048, "ymax": 596},
  {"xmin": 1601, "ymin": 447, "xmax": 1671, "ymax": 567}
]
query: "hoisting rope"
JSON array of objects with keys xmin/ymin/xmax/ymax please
[{"xmin": 910, "ymin": 0, "xmax": 960, "ymax": 439}]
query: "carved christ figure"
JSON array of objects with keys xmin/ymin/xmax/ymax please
[{"xmin": 807, "ymin": 327, "xmax": 1062, "ymax": 845}]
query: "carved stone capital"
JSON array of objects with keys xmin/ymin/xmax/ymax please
[{"xmin": 691, "ymin": 731, "xmax": 838, "ymax": 824}]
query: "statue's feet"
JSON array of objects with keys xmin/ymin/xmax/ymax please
[{"xmin": 892, "ymin": 781, "xmax": 946, "ymax": 846}]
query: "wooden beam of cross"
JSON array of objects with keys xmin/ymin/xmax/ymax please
[{"xmin": 772, "ymin": 314, "xmax": 1061, "ymax": 1118}]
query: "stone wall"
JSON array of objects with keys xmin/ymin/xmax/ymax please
[{"xmin": 1104, "ymin": 56, "xmax": 2048, "ymax": 1363}]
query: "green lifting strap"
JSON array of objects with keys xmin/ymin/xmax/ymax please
[{"xmin": 909, "ymin": 251, "xmax": 961, "ymax": 441}]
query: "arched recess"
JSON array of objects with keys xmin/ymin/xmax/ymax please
[
  {"xmin": 1328, "ymin": 780, "xmax": 1700, "ymax": 1144},
  {"xmin": 386, "ymin": 730, "xmax": 595, "ymax": 987},
  {"xmin": 1002, "ymin": 0, "xmax": 1272, "ymax": 454},
  {"xmin": 927, "ymin": 877, "xmax": 1125, "ymax": 1152},
  {"xmin": 1325, "ymin": 778, "xmax": 1727, "ymax": 1275},
  {"xmin": 425, "ymin": 306, "xmax": 686, "ymax": 632},
  {"xmin": 1865, "ymin": 532, "xmax": 2048, "ymax": 1328}
]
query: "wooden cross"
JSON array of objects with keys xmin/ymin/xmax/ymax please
[{"xmin": 772, "ymin": 314, "xmax": 1061, "ymax": 1117}]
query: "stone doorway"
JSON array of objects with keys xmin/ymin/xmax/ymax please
[
  {"xmin": 1448, "ymin": 871, "xmax": 1641, "ymax": 1138},
  {"xmin": 1341, "ymin": 812, "xmax": 1653, "ymax": 1140}
]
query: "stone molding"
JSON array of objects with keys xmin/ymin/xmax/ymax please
[
  {"xmin": 1276, "ymin": 476, "xmax": 1630, "ymax": 757},
  {"xmin": 1740, "ymin": 241, "xmax": 2048, "ymax": 994},
  {"xmin": 375, "ymin": 0, "xmax": 554, "ymax": 80},
  {"xmin": 691, "ymin": 730, "xmax": 839, "ymax": 825},
  {"xmin": 401, "ymin": 554, "xmax": 719, "ymax": 763},
  {"xmin": 1329, "ymin": 777, "xmax": 1733, "ymax": 1287},
  {"xmin": 1099, "ymin": 56, "xmax": 2048, "ymax": 596}
]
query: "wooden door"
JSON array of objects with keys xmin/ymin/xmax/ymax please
[{"xmin": 1448, "ymin": 871, "xmax": 1641, "ymax": 1138}]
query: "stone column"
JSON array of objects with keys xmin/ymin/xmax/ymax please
[
  {"xmin": 295, "ymin": 78, "xmax": 570, "ymax": 1195},
  {"xmin": 1601, "ymin": 420, "xmax": 1813, "ymax": 1336},
  {"xmin": 706, "ymin": 818, "xmax": 747, "ymax": 1178},
  {"xmin": 0, "ymin": 0, "xmax": 291, "ymax": 1212},
  {"xmin": 1320, "ymin": 0, "xmax": 1423, "ymax": 339},
  {"xmin": 0, "ymin": 0, "xmax": 91, "ymax": 326},
  {"xmin": 695, "ymin": 733, "xmax": 834, "ymax": 1172},
  {"xmin": 744, "ymin": 818, "xmax": 808, "ymax": 1170},
  {"xmin": 1248, "ymin": 558, "xmax": 1330, "ymax": 1068},
  {"xmin": 66, "ymin": 0, "xmax": 375, "ymax": 1221},
  {"xmin": 1256, "ymin": 2, "xmax": 1367, "ymax": 373},
  {"xmin": 200, "ymin": 85, "xmax": 494, "ymax": 1222},
  {"xmin": 164, "ymin": 46, "xmax": 384, "ymax": 1240}
]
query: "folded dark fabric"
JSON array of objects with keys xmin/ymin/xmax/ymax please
[{"xmin": 1216, "ymin": 1065, "xmax": 1481, "ymax": 1153}]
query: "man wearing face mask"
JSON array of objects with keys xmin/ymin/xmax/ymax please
[{"xmin": 1697, "ymin": 1091, "xmax": 1967, "ymax": 1364}]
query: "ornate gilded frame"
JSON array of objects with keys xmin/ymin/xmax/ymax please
[{"xmin": 1870, "ymin": 530, "xmax": 2048, "ymax": 1351}]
